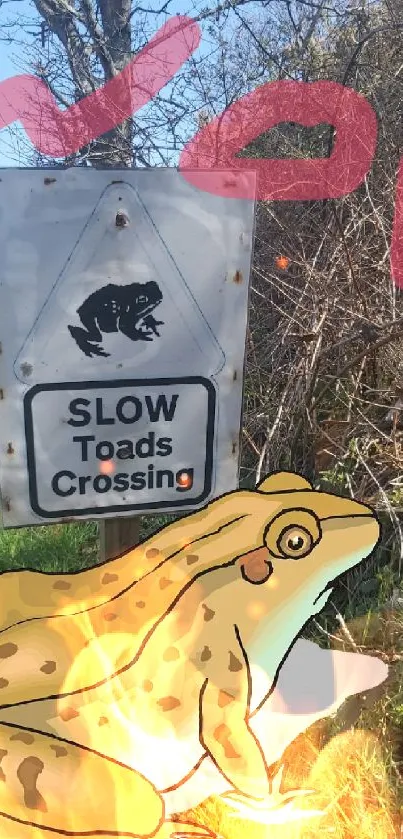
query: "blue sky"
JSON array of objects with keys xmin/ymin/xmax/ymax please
[
  {"xmin": 0, "ymin": 0, "xmax": 32, "ymax": 77},
  {"xmin": 0, "ymin": 0, "xmax": 218, "ymax": 167},
  {"xmin": 0, "ymin": 32, "xmax": 19, "ymax": 78},
  {"xmin": 0, "ymin": 0, "xmax": 34, "ymax": 164}
]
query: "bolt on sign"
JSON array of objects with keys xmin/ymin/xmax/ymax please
[{"xmin": 0, "ymin": 168, "xmax": 256, "ymax": 527}]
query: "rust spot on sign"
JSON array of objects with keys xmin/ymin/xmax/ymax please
[
  {"xmin": 20, "ymin": 362, "xmax": 33, "ymax": 377},
  {"xmin": 6, "ymin": 443, "xmax": 14, "ymax": 455},
  {"xmin": 233, "ymin": 270, "xmax": 243, "ymax": 284},
  {"xmin": 115, "ymin": 210, "xmax": 129, "ymax": 228},
  {"xmin": 44, "ymin": 177, "xmax": 56, "ymax": 185}
]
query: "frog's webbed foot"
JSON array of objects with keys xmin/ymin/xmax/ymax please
[
  {"xmin": 136, "ymin": 325, "xmax": 156, "ymax": 340},
  {"xmin": 158, "ymin": 821, "xmax": 218, "ymax": 839},
  {"xmin": 142, "ymin": 314, "xmax": 164, "ymax": 336},
  {"xmin": 68, "ymin": 325, "xmax": 110, "ymax": 358},
  {"xmin": 222, "ymin": 763, "xmax": 320, "ymax": 820},
  {"xmin": 120, "ymin": 322, "xmax": 155, "ymax": 342},
  {"xmin": 221, "ymin": 788, "xmax": 321, "ymax": 824}
]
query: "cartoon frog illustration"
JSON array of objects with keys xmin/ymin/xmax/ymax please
[
  {"xmin": 67, "ymin": 280, "xmax": 164, "ymax": 358},
  {"xmin": 0, "ymin": 472, "xmax": 380, "ymax": 838}
]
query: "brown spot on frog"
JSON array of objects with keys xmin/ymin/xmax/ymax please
[{"xmin": 17, "ymin": 756, "xmax": 47, "ymax": 812}]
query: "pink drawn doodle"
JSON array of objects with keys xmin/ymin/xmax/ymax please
[
  {"xmin": 0, "ymin": 16, "xmax": 200, "ymax": 157},
  {"xmin": 1, "ymin": 16, "xmax": 402, "ymax": 287},
  {"xmin": 178, "ymin": 80, "xmax": 378, "ymax": 201}
]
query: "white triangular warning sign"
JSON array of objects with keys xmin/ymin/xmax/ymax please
[{"xmin": 14, "ymin": 182, "xmax": 225, "ymax": 384}]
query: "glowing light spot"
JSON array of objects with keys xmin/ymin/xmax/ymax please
[
  {"xmin": 266, "ymin": 575, "xmax": 279, "ymax": 589},
  {"xmin": 177, "ymin": 471, "xmax": 192, "ymax": 488},
  {"xmin": 99, "ymin": 460, "xmax": 115, "ymax": 475},
  {"xmin": 275, "ymin": 255, "xmax": 290, "ymax": 270},
  {"xmin": 247, "ymin": 600, "xmax": 266, "ymax": 620}
]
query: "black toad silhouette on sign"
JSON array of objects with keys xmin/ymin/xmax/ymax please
[{"xmin": 67, "ymin": 281, "xmax": 164, "ymax": 358}]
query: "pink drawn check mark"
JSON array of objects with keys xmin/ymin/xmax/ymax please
[{"xmin": 0, "ymin": 16, "xmax": 200, "ymax": 157}]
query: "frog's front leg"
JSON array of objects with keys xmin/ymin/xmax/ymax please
[
  {"xmin": 142, "ymin": 313, "xmax": 164, "ymax": 336},
  {"xmin": 199, "ymin": 629, "xmax": 271, "ymax": 801},
  {"xmin": 68, "ymin": 311, "xmax": 110, "ymax": 358},
  {"xmin": 119, "ymin": 313, "xmax": 155, "ymax": 342}
]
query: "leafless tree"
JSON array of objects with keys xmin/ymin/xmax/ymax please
[{"xmin": 5, "ymin": 0, "xmax": 403, "ymax": 512}]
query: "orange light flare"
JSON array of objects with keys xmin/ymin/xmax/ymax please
[
  {"xmin": 275, "ymin": 255, "xmax": 290, "ymax": 270},
  {"xmin": 99, "ymin": 458, "xmax": 115, "ymax": 475},
  {"xmin": 177, "ymin": 471, "xmax": 193, "ymax": 489},
  {"xmin": 246, "ymin": 594, "xmax": 282, "ymax": 620},
  {"xmin": 223, "ymin": 763, "xmax": 324, "ymax": 826},
  {"xmin": 20, "ymin": 606, "xmax": 397, "ymax": 839},
  {"xmin": 188, "ymin": 728, "xmax": 397, "ymax": 839},
  {"xmin": 47, "ymin": 608, "xmax": 203, "ymax": 838}
]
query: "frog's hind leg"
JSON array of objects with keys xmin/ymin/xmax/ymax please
[
  {"xmin": 155, "ymin": 821, "xmax": 218, "ymax": 839},
  {"xmin": 68, "ymin": 310, "xmax": 109, "ymax": 358},
  {"xmin": 0, "ymin": 814, "xmax": 219, "ymax": 839},
  {"xmin": 68, "ymin": 325, "xmax": 110, "ymax": 357},
  {"xmin": 0, "ymin": 719, "xmax": 218, "ymax": 839},
  {"xmin": 0, "ymin": 721, "xmax": 164, "ymax": 837}
]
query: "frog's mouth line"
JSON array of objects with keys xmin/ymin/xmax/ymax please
[
  {"xmin": 139, "ymin": 299, "xmax": 162, "ymax": 318},
  {"xmin": 137, "ymin": 297, "xmax": 163, "ymax": 328}
]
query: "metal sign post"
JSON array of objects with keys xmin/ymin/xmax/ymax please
[{"xmin": 0, "ymin": 168, "xmax": 256, "ymax": 559}]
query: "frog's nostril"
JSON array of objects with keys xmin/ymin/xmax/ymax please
[{"xmin": 240, "ymin": 547, "xmax": 274, "ymax": 585}]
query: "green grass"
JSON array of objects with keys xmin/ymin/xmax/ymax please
[
  {"xmin": 0, "ymin": 515, "xmax": 178, "ymax": 574},
  {"xmin": 0, "ymin": 521, "xmax": 99, "ymax": 573}
]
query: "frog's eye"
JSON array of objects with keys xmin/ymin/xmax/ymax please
[
  {"xmin": 277, "ymin": 526, "xmax": 313, "ymax": 559},
  {"xmin": 264, "ymin": 509, "xmax": 321, "ymax": 560},
  {"xmin": 138, "ymin": 295, "xmax": 147, "ymax": 303}
]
